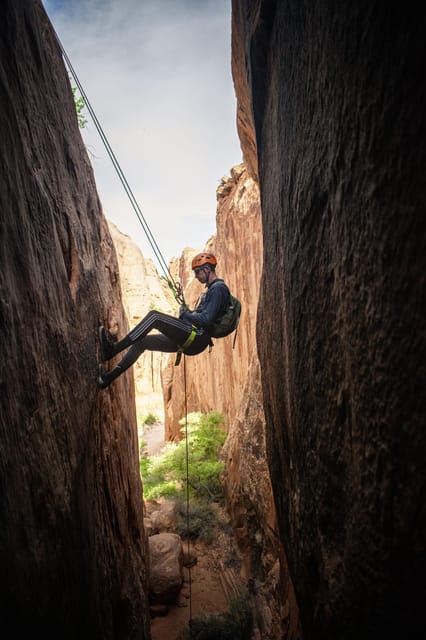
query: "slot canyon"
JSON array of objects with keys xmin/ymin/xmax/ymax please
[{"xmin": 1, "ymin": 1, "xmax": 425, "ymax": 639}]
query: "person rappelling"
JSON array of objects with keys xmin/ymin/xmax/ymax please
[
  {"xmin": 53, "ymin": 35, "xmax": 241, "ymax": 392},
  {"xmin": 98, "ymin": 252, "xmax": 240, "ymax": 389}
]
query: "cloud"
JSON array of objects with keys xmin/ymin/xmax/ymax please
[{"xmin": 42, "ymin": 0, "xmax": 242, "ymax": 264}]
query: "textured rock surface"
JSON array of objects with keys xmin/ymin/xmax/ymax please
[
  {"xmin": 232, "ymin": 1, "xmax": 426, "ymax": 638},
  {"xmin": 108, "ymin": 220, "xmax": 175, "ymax": 419},
  {"xmin": 162, "ymin": 163, "xmax": 262, "ymax": 440},
  {"xmin": 0, "ymin": 2, "xmax": 150, "ymax": 637},
  {"xmin": 148, "ymin": 533, "xmax": 183, "ymax": 605}
]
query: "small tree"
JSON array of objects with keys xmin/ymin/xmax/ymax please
[
  {"xmin": 140, "ymin": 411, "xmax": 227, "ymax": 502},
  {"xmin": 71, "ymin": 85, "xmax": 87, "ymax": 129}
]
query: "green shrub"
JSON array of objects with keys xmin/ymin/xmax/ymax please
[
  {"xmin": 140, "ymin": 412, "xmax": 227, "ymax": 503},
  {"xmin": 174, "ymin": 499, "xmax": 217, "ymax": 543},
  {"xmin": 143, "ymin": 412, "xmax": 158, "ymax": 425},
  {"xmin": 140, "ymin": 442, "xmax": 181, "ymax": 500}
]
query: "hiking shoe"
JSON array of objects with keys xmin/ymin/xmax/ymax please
[
  {"xmin": 98, "ymin": 364, "xmax": 109, "ymax": 389},
  {"xmin": 99, "ymin": 326, "xmax": 116, "ymax": 361}
]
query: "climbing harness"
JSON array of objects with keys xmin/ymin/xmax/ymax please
[
  {"xmin": 175, "ymin": 325, "xmax": 197, "ymax": 366},
  {"xmin": 53, "ymin": 29, "xmax": 186, "ymax": 307}
]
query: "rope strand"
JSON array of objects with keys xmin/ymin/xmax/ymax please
[{"xmin": 183, "ymin": 355, "xmax": 193, "ymax": 623}]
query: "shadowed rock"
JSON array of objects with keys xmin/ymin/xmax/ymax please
[{"xmin": 232, "ymin": 1, "xmax": 426, "ymax": 638}]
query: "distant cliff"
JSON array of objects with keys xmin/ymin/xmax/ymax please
[
  {"xmin": 162, "ymin": 163, "xmax": 262, "ymax": 439},
  {"xmin": 0, "ymin": 2, "xmax": 150, "ymax": 637}
]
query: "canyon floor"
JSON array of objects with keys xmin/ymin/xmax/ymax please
[
  {"xmin": 142, "ymin": 421, "xmax": 242, "ymax": 640},
  {"xmin": 150, "ymin": 537, "xmax": 230, "ymax": 640}
]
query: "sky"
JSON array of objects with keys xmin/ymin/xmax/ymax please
[{"xmin": 42, "ymin": 0, "xmax": 242, "ymax": 264}]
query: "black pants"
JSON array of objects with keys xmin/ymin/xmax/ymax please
[{"xmin": 103, "ymin": 311, "xmax": 211, "ymax": 383}]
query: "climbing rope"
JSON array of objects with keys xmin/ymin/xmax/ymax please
[
  {"xmin": 53, "ymin": 29, "xmax": 186, "ymax": 307},
  {"xmin": 183, "ymin": 355, "xmax": 193, "ymax": 623}
]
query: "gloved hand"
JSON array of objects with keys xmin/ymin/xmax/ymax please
[{"xmin": 179, "ymin": 304, "xmax": 190, "ymax": 317}]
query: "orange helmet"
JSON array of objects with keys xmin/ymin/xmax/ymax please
[{"xmin": 191, "ymin": 252, "xmax": 217, "ymax": 269}]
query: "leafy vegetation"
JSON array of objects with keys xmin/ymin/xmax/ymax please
[
  {"xmin": 142, "ymin": 412, "xmax": 158, "ymax": 426},
  {"xmin": 140, "ymin": 412, "xmax": 227, "ymax": 503},
  {"xmin": 141, "ymin": 412, "xmax": 251, "ymax": 633},
  {"xmin": 70, "ymin": 82, "xmax": 87, "ymax": 129}
]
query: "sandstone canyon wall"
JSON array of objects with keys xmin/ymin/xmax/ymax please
[
  {"xmin": 232, "ymin": 2, "xmax": 426, "ymax": 639},
  {"xmin": 0, "ymin": 2, "xmax": 150, "ymax": 637}
]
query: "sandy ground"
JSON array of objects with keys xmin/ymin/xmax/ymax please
[{"xmin": 150, "ymin": 539, "xmax": 230, "ymax": 640}]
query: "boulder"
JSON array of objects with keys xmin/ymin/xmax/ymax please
[
  {"xmin": 146, "ymin": 499, "xmax": 178, "ymax": 533},
  {"xmin": 149, "ymin": 533, "xmax": 184, "ymax": 604}
]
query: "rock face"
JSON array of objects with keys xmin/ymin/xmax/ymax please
[
  {"xmin": 108, "ymin": 220, "xmax": 175, "ymax": 420},
  {"xmin": 162, "ymin": 163, "xmax": 262, "ymax": 440},
  {"xmin": 232, "ymin": 1, "xmax": 426, "ymax": 638},
  {"xmin": 0, "ymin": 2, "xmax": 150, "ymax": 637}
]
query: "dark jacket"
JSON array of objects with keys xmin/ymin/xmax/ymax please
[{"xmin": 180, "ymin": 278, "xmax": 230, "ymax": 331}]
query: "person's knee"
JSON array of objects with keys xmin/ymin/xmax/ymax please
[
  {"xmin": 118, "ymin": 341, "xmax": 145, "ymax": 369},
  {"xmin": 145, "ymin": 309, "xmax": 169, "ymax": 323},
  {"xmin": 130, "ymin": 341, "xmax": 146, "ymax": 357}
]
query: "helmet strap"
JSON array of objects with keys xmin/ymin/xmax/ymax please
[{"xmin": 204, "ymin": 266, "xmax": 213, "ymax": 287}]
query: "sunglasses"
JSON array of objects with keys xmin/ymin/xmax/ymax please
[{"xmin": 194, "ymin": 266, "xmax": 205, "ymax": 274}]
